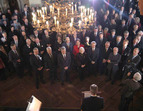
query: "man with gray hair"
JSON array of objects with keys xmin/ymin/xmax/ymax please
[
  {"xmin": 81, "ymin": 84, "xmax": 104, "ymax": 111},
  {"xmin": 58, "ymin": 46, "xmax": 71, "ymax": 85},
  {"xmin": 119, "ymin": 72, "xmax": 142, "ymax": 111},
  {"xmin": 44, "ymin": 47, "xmax": 57, "ymax": 84}
]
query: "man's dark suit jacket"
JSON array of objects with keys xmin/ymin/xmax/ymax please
[
  {"xmin": 23, "ymin": 45, "xmax": 33, "ymax": 61},
  {"xmin": 89, "ymin": 32, "xmax": 99, "ymax": 43},
  {"xmin": 44, "ymin": 52, "xmax": 57, "ymax": 69},
  {"xmin": 81, "ymin": 96, "xmax": 104, "ymax": 111},
  {"xmin": 8, "ymin": 50, "xmax": 22, "ymax": 67},
  {"xmin": 87, "ymin": 47, "xmax": 99, "ymax": 63},
  {"xmin": 62, "ymin": 42, "xmax": 73, "ymax": 54},
  {"xmin": 30, "ymin": 54, "xmax": 43, "ymax": 71},
  {"xmin": 100, "ymin": 47, "xmax": 112, "ymax": 60},
  {"xmin": 58, "ymin": 52, "xmax": 71, "ymax": 70},
  {"xmin": 126, "ymin": 54, "xmax": 141, "ymax": 67}
]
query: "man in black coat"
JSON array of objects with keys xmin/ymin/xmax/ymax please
[
  {"xmin": 89, "ymin": 27, "xmax": 99, "ymax": 43},
  {"xmin": 8, "ymin": 44, "xmax": 24, "ymax": 78},
  {"xmin": 87, "ymin": 41, "xmax": 99, "ymax": 76},
  {"xmin": 107, "ymin": 47, "xmax": 121, "ymax": 84},
  {"xmin": 99, "ymin": 41, "xmax": 112, "ymax": 75},
  {"xmin": 119, "ymin": 72, "xmax": 142, "ymax": 111},
  {"xmin": 30, "ymin": 47, "xmax": 45, "ymax": 89},
  {"xmin": 58, "ymin": 46, "xmax": 71, "ymax": 85},
  {"xmin": 44, "ymin": 47, "xmax": 57, "ymax": 84},
  {"xmin": 81, "ymin": 84, "xmax": 104, "ymax": 111},
  {"xmin": 23, "ymin": 39, "xmax": 33, "ymax": 76}
]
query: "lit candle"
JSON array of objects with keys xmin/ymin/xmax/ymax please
[
  {"xmin": 58, "ymin": 8, "xmax": 60, "ymax": 17},
  {"xmin": 71, "ymin": 17, "xmax": 74, "ymax": 23},
  {"xmin": 79, "ymin": 20, "xmax": 82, "ymax": 29},
  {"xmin": 46, "ymin": 21, "xmax": 49, "ymax": 29},
  {"xmin": 85, "ymin": 17, "xmax": 87, "ymax": 25},
  {"xmin": 42, "ymin": 15, "xmax": 45, "ymax": 22},
  {"xmin": 70, "ymin": 22, "xmax": 73, "ymax": 28},
  {"xmin": 92, "ymin": 13, "xmax": 94, "ymax": 21},
  {"xmin": 84, "ymin": 9, "xmax": 86, "ymax": 16},
  {"xmin": 88, "ymin": 8, "xmax": 89, "ymax": 15},
  {"xmin": 50, "ymin": 5, "xmax": 52, "ymax": 13},
  {"xmin": 89, "ymin": 15, "xmax": 91, "ymax": 23},
  {"xmin": 66, "ymin": 8, "xmax": 67, "ymax": 16},
  {"xmin": 37, "ymin": 20, "xmax": 40, "ymax": 27},
  {"xmin": 72, "ymin": 5, "xmax": 74, "ymax": 14},
  {"xmin": 44, "ymin": 7, "xmax": 47, "ymax": 15},
  {"xmin": 42, "ymin": 7, "xmax": 44, "ymax": 14},
  {"xmin": 37, "ymin": 10, "xmax": 39, "ymax": 16},
  {"xmin": 54, "ymin": 16, "xmax": 56, "ymax": 25},
  {"xmin": 75, "ymin": 4, "xmax": 77, "ymax": 12},
  {"xmin": 81, "ymin": 12, "xmax": 83, "ymax": 21},
  {"xmin": 39, "ymin": 10, "xmax": 42, "ymax": 16},
  {"xmin": 57, "ymin": 21, "xmax": 59, "ymax": 28}
]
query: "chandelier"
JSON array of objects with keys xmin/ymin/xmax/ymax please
[{"xmin": 32, "ymin": 0, "xmax": 95, "ymax": 35}]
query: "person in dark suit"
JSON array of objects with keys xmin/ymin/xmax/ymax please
[
  {"xmin": 122, "ymin": 31, "xmax": 132, "ymax": 47},
  {"xmin": 119, "ymin": 72, "xmax": 142, "ymax": 111},
  {"xmin": 30, "ymin": 47, "xmax": 45, "ymax": 89},
  {"xmin": 23, "ymin": 39, "xmax": 33, "ymax": 76},
  {"xmin": 33, "ymin": 29, "xmax": 42, "ymax": 40},
  {"xmin": 117, "ymin": 19, "xmax": 128, "ymax": 36},
  {"xmin": 126, "ymin": 48, "xmax": 141, "ymax": 67},
  {"xmin": 62, "ymin": 37, "xmax": 73, "ymax": 54},
  {"xmin": 111, "ymin": 35, "xmax": 123, "ymax": 50},
  {"xmin": 81, "ymin": 84, "xmax": 104, "ymax": 111},
  {"xmin": 0, "ymin": 57, "xmax": 6, "ymax": 80},
  {"xmin": 89, "ymin": 27, "xmax": 99, "ymax": 43},
  {"xmin": 107, "ymin": 29, "xmax": 116, "ymax": 44},
  {"xmin": 34, "ymin": 38, "xmax": 45, "ymax": 56},
  {"xmin": 58, "ymin": 46, "xmax": 71, "ymax": 85},
  {"xmin": 23, "ymin": 19, "xmax": 33, "ymax": 36},
  {"xmin": 119, "ymin": 40, "xmax": 131, "ymax": 73},
  {"xmin": 0, "ymin": 31, "xmax": 10, "ymax": 53},
  {"xmin": 42, "ymin": 30, "xmax": 51, "ymax": 47},
  {"xmin": 8, "ymin": 44, "xmax": 24, "ymax": 78},
  {"xmin": 99, "ymin": 41, "xmax": 112, "ymax": 75},
  {"xmin": 107, "ymin": 47, "xmax": 121, "ymax": 84},
  {"xmin": 79, "ymin": 28, "xmax": 89, "ymax": 44},
  {"xmin": 76, "ymin": 47, "xmax": 87, "ymax": 81},
  {"xmin": 44, "ymin": 47, "xmax": 57, "ymax": 84},
  {"xmin": 96, "ymin": 32, "xmax": 107, "ymax": 49},
  {"xmin": 21, "ymin": 7, "xmax": 31, "ymax": 22},
  {"xmin": 87, "ymin": 41, "xmax": 99, "ymax": 76}
]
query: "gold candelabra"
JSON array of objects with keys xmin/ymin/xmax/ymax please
[{"xmin": 32, "ymin": 1, "xmax": 95, "ymax": 35}]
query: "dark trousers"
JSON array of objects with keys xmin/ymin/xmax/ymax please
[
  {"xmin": 119, "ymin": 95, "xmax": 133, "ymax": 111},
  {"xmin": 78, "ymin": 67, "xmax": 86, "ymax": 80},
  {"xmin": 60, "ymin": 69, "xmax": 70, "ymax": 83},
  {"xmin": 107, "ymin": 64, "xmax": 119, "ymax": 82},
  {"xmin": 49, "ymin": 67, "xmax": 57, "ymax": 82},
  {"xmin": 34, "ymin": 69, "xmax": 44, "ymax": 88},
  {"xmin": 89, "ymin": 63, "xmax": 97, "ymax": 76},
  {"xmin": 14, "ymin": 63, "xmax": 24, "ymax": 78},
  {"xmin": 0, "ymin": 68, "xmax": 6, "ymax": 80}
]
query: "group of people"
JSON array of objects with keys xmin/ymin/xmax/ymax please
[{"xmin": 0, "ymin": 1, "xmax": 143, "ymax": 110}]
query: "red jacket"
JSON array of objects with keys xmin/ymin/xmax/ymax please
[{"xmin": 73, "ymin": 44, "xmax": 84, "ymax": 56}]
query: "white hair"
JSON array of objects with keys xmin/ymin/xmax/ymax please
[
  {"xmin": 79, "ymin": 47, "xmax": 85, "ymax": 53},
  {"xmin": 133, "ymin": 72, "xmax": 142, "ymax": 81},
  {"xmin": 91, "ymin": 41, "xmax": 96, "ymax": 45},
  {"xmin": 46, "ymin": 46, "xmax": 52, "ymax": 50}
]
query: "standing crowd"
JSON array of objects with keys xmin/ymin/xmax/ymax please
[{"xmin": 0, "ymin": 1, "xmax": 143, "ymax": 110}]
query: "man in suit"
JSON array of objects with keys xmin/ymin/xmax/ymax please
[
  {"xmin": 9, "ymin": 44, "xmax": 24, "ymax": 78},
  {"xmin": 97, "ymin": 32, "xmax": 107, "ymax": 49},
  {"xmin": 107, "ymin": 47, "xmax": 121, "ymax": 84},
  {"xmin": 112, "ymin": 36, "xmax": 123, "ymax": 50},
  {"xmin": 30, "ymin": 48, "xmax": 45, "ymax": 89},
  {"xmin": 81, "ymin": 84, "xmax": 104, "ymax": 111},
  {"xmin": 34, "ymin": 38, "xmax": 45, "ymax": 56},
  {"xmin": 62, "ymin": 37, "xmax": 73, "ymax": 54},
  {"xmin": 79, "ymin": 28, "xmax": 89, "ymax": 44},
  {"xmin": 117, "ymin": 20, "xmax": 128, "ymax": 36},
  {"xmin": 58, "ymin": 46, "xmax": 71, "ymax": 85},
  {"xmin": 44, "ymin": 47, "xmax": 57, "ymax": 84},
  {"xmin": 33, "ymin": 29, "xmax": 42, "ymax": 40},
  {"xmin": 23, "ymin": 39, "xmax": 33, "ymax": 76},
  {"xmin": 100, "ymin": 41, "xmax": 112, "ymax": 75},
  {"xmin": 87, "ymin": 41, "xmax": 99, "ymax": 76},
  {"xmin": 90, "ymin": 27, "xmax": 99, "ymax": 43},
  {"xmin": 119, "ymin": 72, "xmax": 142, "ymax": 111}
]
